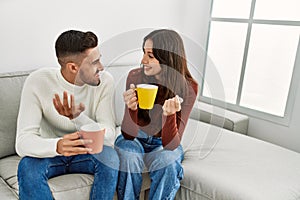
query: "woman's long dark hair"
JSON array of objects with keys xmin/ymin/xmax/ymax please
[{"xmin": 142, "ymin": 29, "xmax": 194, "ymax": 100}]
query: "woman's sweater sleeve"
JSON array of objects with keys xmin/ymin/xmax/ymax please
[
  {"xmin": 121, "ymin": 71, "xmax": 139, "ymax": 139},
  {"xmin": 161, "ymin": 81, "xmax": 198, "ymax": 150}
]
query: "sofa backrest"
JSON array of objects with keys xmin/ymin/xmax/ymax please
[
  {"xmin": 105, "ymin": 65, "xmax": 137, "ymax": 127},
  {"xmin": 0, "ymin": 70, "xmax": 33, "ymax": 159},
  {"xmin": 0, "ymin": 66, "xmax": 248, "ymax": 159},
  {"xmin": 0, "ymin": 66, "xmax": 134, "ymax": 159}
]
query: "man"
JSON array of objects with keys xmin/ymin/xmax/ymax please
[{"xmin": 16, "ymin": 30, "xmax": 119, "ymax": 200}]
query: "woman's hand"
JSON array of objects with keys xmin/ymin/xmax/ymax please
[
  {"xmin": 53, "ymin": 91, "xmax": 85, "ymax": 120},
  {"xmin": 162, "ymin": 95, "xmax": 182, "ymax": 116},
  {"xmin": 123, "ymin": 84, "xmax": 138, "ymax": 111}
]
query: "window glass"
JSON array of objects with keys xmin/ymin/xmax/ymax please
[
  {"xmin": 240, "ymin": 24, "xmax": 300, "ymax": 116},
  {"xmin": 254, "ymin": 0, "xmax": 300, "ymax": 21},
  {"xmin": 203, "ymin": 21, "xmax": 248, "ymax": 103},
  {"xmin": 212, "ymin": 0, "xmax": 252, "ymax": 19}
]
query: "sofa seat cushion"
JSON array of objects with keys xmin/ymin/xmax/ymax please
[
  {"xmin": 0, "ymin": 155, "xmax": 151, "ymax": 200},
  {"xmin": 0, "ymin": 156, "xmax": 97, "ymax": 200},
  {"xmin": 179, "ymin": 119, "xmax": 300, "ymax": 200},
  {"xmin": 0, "ymin": 156, "xmax": 19, "ymax": 191},
  {"xmin": 0, "ymin": 178, "xmax": 18, "ymax": 200},
  {"xmin": 49, "ymin": 174, "xmax": 93, "ymax": 200}
]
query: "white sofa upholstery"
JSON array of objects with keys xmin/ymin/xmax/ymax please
[
  {"xmin": 177, "ymin": 118, "xmax": 300, "ymax": 199},
  {"xmin": 1, "ymin": 66, "xmax": 300, "ymax": 200}
]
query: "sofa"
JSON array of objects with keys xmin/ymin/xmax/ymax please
[{"xmin": 1, "ymin": 65, "xmax": 300, "ymax": 200}]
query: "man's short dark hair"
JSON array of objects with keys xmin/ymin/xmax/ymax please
[{"xmin": 55, "ymin": 30, "xmax": 98, "ymax": 64}]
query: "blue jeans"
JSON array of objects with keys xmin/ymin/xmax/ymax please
[
  {"xmin": 115, "ymin": 131, "xmax": 184, "ymax": 200},
  {"xmin": 17, "ymin": 145, "xmax": 119, "ymax": 200}
]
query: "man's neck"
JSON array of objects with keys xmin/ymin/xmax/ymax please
[{"xmin": 60, "ymin": 68, "xmax": 76, "ymax": 85}]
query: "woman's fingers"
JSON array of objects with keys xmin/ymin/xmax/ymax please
[
  {"xmin": 162, "ymin": 96, "xmax": 182, "ymax": 116},
  {"xmin": 174, "ymin": 95, "xmax": 181, "ymax": 112},
  {"xmin": 123, "ymin": 84, "xmax": 138, "ymax": 110},
  {"xmin": 123, "ymin": 90, "xmax": 136, "ymax": 103}
]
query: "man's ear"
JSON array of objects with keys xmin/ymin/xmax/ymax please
[{"xmin": 66, "ymin": 62, "xmax": 79, "ymax": 74}]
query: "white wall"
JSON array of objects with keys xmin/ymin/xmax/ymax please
[{"xmin": 0, "ymin": 0, "xmax": 190, "ymax": 72}]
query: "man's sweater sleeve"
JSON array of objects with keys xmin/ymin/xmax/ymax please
[{"xmin": 16, "ymin": 75, "xmax": 61, "ymax": 158}]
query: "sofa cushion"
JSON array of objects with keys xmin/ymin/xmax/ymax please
[
  {"xmin": 0, "ymin": 70, "xmax": 33, "ymax": 159},
  {"xmin": 179, "ymin": 119, "xmax": 300, "ymax": 200},
  {"xmin": 0, "ymin": 155, "xmax": 151, "ymax": 200},
  {"xmin": 0, "ymin": 178, "xmax": 18, "ymax": 200},
  {"xmin": 0, "ymin": 156, "xmax": 22, "ymax": 192},
  {"xmin": 0, "ymin": 155, "xmax": 95, "ymax": 200}
]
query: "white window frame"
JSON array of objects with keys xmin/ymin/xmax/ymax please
[{"xmin": 201, "ymin": 0, "xmax": 300, "ymax": 126}]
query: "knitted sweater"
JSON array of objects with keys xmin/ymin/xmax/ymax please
[
  {"xmin": 121, "ymin": 68, "xmax": 198, "ymax": 150},
  {"xmin": 16, "ymin": 67, "xmax": 116, "ymax": 158}
]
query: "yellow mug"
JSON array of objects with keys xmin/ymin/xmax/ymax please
[{"xmin": 136, "ymin": 84, "xmax": 158, "ymax": 109}]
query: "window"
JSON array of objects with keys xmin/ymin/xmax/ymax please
[{"xmin": 202, "ymin": 0, "xmax": 300, "ymax": 124}]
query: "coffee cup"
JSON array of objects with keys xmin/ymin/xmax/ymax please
[
  {"xmin": 79, "ymin": 123, "xmax": 105, "ymax": 154},
  {"xmin": 136, "ymin": 84, "xmax": 158, "ymax": 109}
]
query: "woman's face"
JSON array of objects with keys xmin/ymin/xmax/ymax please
[{"xmin": 141, "ymin": 39, "xmax": 161, "ymax": 78}]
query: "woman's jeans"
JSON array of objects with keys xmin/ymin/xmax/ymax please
[
  {"xmin": 115, "ymin": 131, "xmax": 184, "ymax": 200},
  {"xmin": 17, "ymin": 145, "xmax": 119, "ymax": 200}
]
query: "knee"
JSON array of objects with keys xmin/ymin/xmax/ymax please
[
  {"xmin": 19, "ymin": 157, "xmax": 37, "ymax": 173},
  {"xmin": 114, "ymin": 136, "xmax": 145, "ymax": 172},
  {"xmin": 145, "ymin": 150, "xmax": 182, "ymax": 172},
  {"xmin": 115, "ymin": 135, "xmax": 143, "ymax": 154},
  {"xmin": 18, "ymin": 157, "xmax": 45, "ymax": 180},
  {"xmin": 18, "ymin": 157, "xmax": 30, "ymax": 176},
  {"xmin": 103, "ymin": 145, "xmax": 119, "ymax": 160},
  {"xmin": 151, "ymin": 161, "xmax": 183, "ymax": 181},
  {"xmin": 145, "ymin": 154, "xmax": 167, "ymax": 171},
  {"xmin": 93, "ymin": 146, "xmax": 120, "ymax": 169},
  {"xmin": 165, "ymin": 161, "xmax": 182, "ymax": 176},
  {"xmin": 115, "ymin": 138, "xmax": 143, "ymax": 162}
]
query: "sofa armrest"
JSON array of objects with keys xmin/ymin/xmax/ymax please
[{"xmin": 189, "ymin": 101, "xmax": 249, "ymax": 134}]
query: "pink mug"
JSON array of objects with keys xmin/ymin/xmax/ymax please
[{"xmin": 79, "ymin": 123, "xmax": 105, "ymax": 154}]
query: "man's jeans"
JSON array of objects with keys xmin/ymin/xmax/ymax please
[
  {"xmin": 115, "ymin": 131, "xmax": 184, "ymax": 200},
  {"xmin": 17, "ymin": 145, "xmax": 119, "ymax": 200}
]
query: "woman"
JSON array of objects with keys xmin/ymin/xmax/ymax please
[{"xmin": 115, "ymin": 29, "xmax": 198, "ymax": 200}]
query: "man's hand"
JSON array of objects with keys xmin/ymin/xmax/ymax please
[
  {"xmin": 56, "ymin": 132, "xmax": 92, "ymax": 156},
  {"xmin": 162, "ymin": 95, "xmax": 182, "ymax": 116},
  {"xmin": 53, "ymin": 91, "xmax": 85, "ymax": 120},
  {"xmin": 123, "ymin": 84, "xmax": 138, "ymax": 111}
]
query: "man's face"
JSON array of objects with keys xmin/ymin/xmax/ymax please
[{"xmin": 77, "ymin": 47, "xmax": 103, "ymax": 86}]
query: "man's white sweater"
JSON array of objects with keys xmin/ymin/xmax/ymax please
[{"xmin": 16, "ymin": 67, "xmax": 116, "ymax": 158}]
